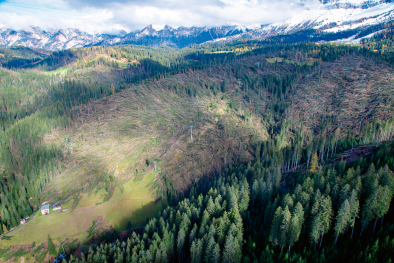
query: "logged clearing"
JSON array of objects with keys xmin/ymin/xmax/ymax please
[
  {"xmin": 288, "ymin": 54, "xmax": 394, "ymax": 134},
  {"xmin": 42, "ymin": 64, "xmax": 269, "ymax": 200},
  {"xmin": 3, "ymin": 49, "xmax": 394, "ymax": 249},
  {"xmin": 3, "ymin": 61, "xmax": 269, "ymax": 247}
]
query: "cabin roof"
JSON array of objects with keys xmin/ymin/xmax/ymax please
[{"xmin": 41, "ymin": 204, "xmax": 50, "ymax": 210}]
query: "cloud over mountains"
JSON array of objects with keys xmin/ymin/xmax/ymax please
[{"xmin": 0, "ymin": 0, "xmax": 314, "ymax": 34}]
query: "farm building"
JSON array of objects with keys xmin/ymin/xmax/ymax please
[
  {"xmin": 20, "ymin": 216, "xmax": 30, "ymax": 224},
  {"xmin": 52, "ymin": 203, "xmax": 62, "ymax": 211},
  {"xmin": 41, "ymin": 204, "xmax": 50, "ymax": 215}
]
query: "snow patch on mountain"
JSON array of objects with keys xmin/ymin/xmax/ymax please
[
  {"xmin": 235, "ymin": 1, "xmax": 394, "ymax": 40},
  {"xmin": 0, "ymin": 0, "xmax": 393, "ymax": 50},
  {"xmin": 327, "ymin": 29, "xmax": 384, "ymax": 43},
  {"xmin": 0, "ymin": 27, "xmax": 108, "ymax": 50}
]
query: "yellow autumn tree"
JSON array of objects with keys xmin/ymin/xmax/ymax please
[
  {"xmin": 310, "ymin": 153, "xmax": 319, "ymax": 173},
  {"xmin": 2, "ymin": 224, "xmax": 7, "ymax": 233}
]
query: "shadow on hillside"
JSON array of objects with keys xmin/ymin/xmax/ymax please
[
  {"xmin": 113, "ymin": 198, "xmax": 166, "ymax": 232},
  {"xmin": 1, "ymin": 235, "xmax": 12, "ymax": 240}
]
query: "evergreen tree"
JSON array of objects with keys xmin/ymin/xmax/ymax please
[
  {"xmin": 318, "ymin": 196, "xmax": 333, "ymax": 247},
  {"xmin": 278, "ymin": 206, "xmax": 291, "ymax": 250},
  {"xmin": 348, "ymin": 190, "xmax": 359, "ymax": 239},
  {"xmin": 309, "ymin": 214, "xmax": 321, "ymax": 245},
  {"xmin": 374, "ymin": 185, "xmax": 392, "ymax": 232},
  {"xmin": 222, "ymin": 234, "xmax": 241, "ymax": 263},
  {"xmin": 270, "ymin": 207, "xmax": 282, "ymax": 247},
  {"xmin": 334, "ymin": 199, "xmax": 351, "ymax": 243},
  {"xmin": 177, "ymin": 228, "xmax": 186, "ymax": 263},
  {"xmin": 48, "ymin": 235, "xmax": 57, "ymax": 256},
  {"xmin": 310, "ymin": 153, "xmax": 319, "ymax": 173},
  {"xmin": 212, "ymin": 243, "xmax": 221, "ymax": 263},
  {"xmin": 196, "ymin": 239, "xmax": 204, "ymax": 263},
  {"xmin": 287, "ymin": 214, "xmax": 301, "ymax": 251},
  {"xmin": 361, "ymin": 186, "xmax": 381, "ymax": 236},
  {"xmin": 292, "ymin": 202, "xmax": 305, "ymax": 229}
]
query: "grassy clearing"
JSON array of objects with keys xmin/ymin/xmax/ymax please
[
  {"xmin": 266, "ymin": 57, "xmax": 284, "ymax": 63},
  {"xmin": 42, "ymin": 66, "xmax": 71, "ymax": 76},
  {"xmin": 117, "ymin": 61, "xmax": 134, "ymax": 67},
  {"xmin": 91, "ymin": 54, "xmax": 136, "ymax": 68},
  {"xmin": 266, "ymin": 57, "xmax": 318, "ymax": 65},
  {"xmin": 0, "ymin": 172, "xmax": 160, "ymax": 247}
]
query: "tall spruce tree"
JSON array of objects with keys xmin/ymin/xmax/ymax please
[
  {"xmin": 310, "ymin": 153, "xmax": 319, "ymax": 173},
  {"xmin": 334, "ymin": 199, "xmax": 351, "ymax": 243}
]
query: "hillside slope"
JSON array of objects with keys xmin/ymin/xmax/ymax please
[
  {"xmin": 287, "ymin": 53, "xmax": 394, "ymax": 134},
  {"xmin": 28, "ymin": 45, "xmax": 394, "ymax": 206},
  {"xmin": 1, "ymin": 43, "xmax": 394, "ymax": 254}
]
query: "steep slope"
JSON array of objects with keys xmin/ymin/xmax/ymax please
[
  {"xmin": 287, "ymin": 53, "xmax": 394, "ymax": 135},
  {"xmin": 17, "ymin": 45, "xmax": 394, "ymax": 200},
  {"xmin": 1, "ymin": 43, "xmax": 394, "ymax": 251}
]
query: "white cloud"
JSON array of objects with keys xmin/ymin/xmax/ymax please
[
  {"xmin": 0, "ymin": 0, "xmax": 318, "ymax": 34},
  {"xmin": 59, "ymin": 9, "xmax": 129, "ymax": 34}
]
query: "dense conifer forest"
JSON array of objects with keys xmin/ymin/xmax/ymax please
[
  {"xmin": 66, "ymin": 141, "xmax": 394, "ymax": 263},
  {"xmin": 1, "ymin": 26, "xmax": 394, "ymax": 262}
]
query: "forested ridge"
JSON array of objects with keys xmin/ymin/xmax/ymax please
[
  {"xmin": 65, "ymin": 140, "xmax": 394, "ymax": 263},
  {"xmin": 0, "ymin": 33, "xmax": 394, "ymax": 262}
]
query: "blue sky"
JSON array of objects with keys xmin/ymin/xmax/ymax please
[
  {"xmin": 0, "ymin": 0, "xmax": 316, "ymax": 34},
  {"xmin": 0, "ymin": 1, "xmax": 72, "ymax": 16}
]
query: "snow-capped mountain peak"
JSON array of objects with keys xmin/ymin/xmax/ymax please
[{"xmin": 0, "ymin": 0, "xmax": 393, "ymax": 50}]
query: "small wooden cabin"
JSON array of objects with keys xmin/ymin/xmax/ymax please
[
  {"xmin": 41, "ymin": 204, "xmax": 50, "ymax": 215},
  {"xmin": 52, "ymin": 203, "xmax": 62, "ymax": 211}
]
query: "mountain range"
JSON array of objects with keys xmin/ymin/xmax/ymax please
[{"xmin": 0, "ymin": 0, "xmax": 394, "ymax": 50}]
